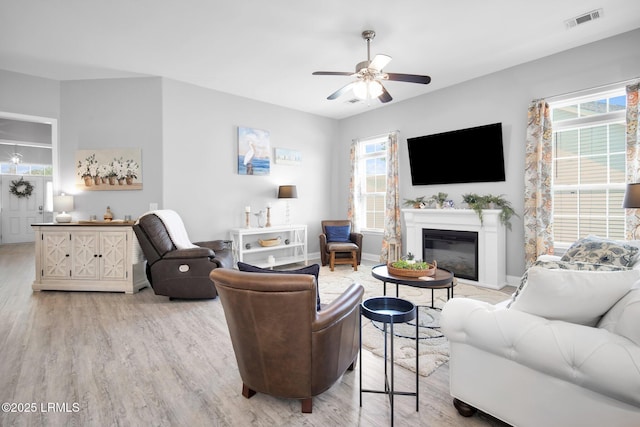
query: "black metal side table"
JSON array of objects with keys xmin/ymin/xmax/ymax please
[{"xmin": 359, "ymin": 297, "xmax": 419, "ymax": 427}]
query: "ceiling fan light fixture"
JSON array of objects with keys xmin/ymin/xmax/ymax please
[
  {"xmin": 353, "ymin": 80, "xmax": 383, "ymax": 100},
  {"xmin": 10, "ymin": 145, "xmax": 22, "ymax": 164},
  {"xmin": 313, "ymin": 29, "xmax": 430, "ymax": 103}
]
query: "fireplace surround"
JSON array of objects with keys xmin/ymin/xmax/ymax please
[{"xmin": 403, "ymin": 209, "xmax": 506, "ymax": 289}]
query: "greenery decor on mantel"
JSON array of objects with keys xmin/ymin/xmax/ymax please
[
  {"xmin": 430, "ymin": 192, "xmax": 448, "ymax": 208},
  {"xmin": 461, "ymin": 193, "xmax": 518, "ymax": 230},
  {"xmin": 403, "ymin": 192, "xmax": 451, "ymax": 209},
  {"xmin": 403, "ymin": 196, "xmax": 429, "ymax": 208}
]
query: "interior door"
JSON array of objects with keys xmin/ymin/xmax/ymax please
[{"xmin": 1, "ymin": 175, "xmax": 51, "ymax": 244}]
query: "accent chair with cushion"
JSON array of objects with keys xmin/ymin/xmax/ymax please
[
  {"xmin": 209, "ymin": 267, "xmax": 364, "ymax": 413},
  {"xmin": 133, "ymin": 210, "xmax": 233, "ymax": 299},
  {"xmin": 319, "ymin": 220, "xmax": 362, "ymax": 271},
  {"xmin": 441, "ymin": 235, "xmax": 640, "ymax": 427}
]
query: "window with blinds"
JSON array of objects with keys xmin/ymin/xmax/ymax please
[
  {"xmin": 551, "ymin": 88, "xmax": 627, "ymax": 246},
  {"xmin": 359, "ymin": 137, "xmax": 387, "ymax": 231}
]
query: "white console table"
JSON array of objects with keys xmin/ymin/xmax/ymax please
[
  {"xmin": 229, "ymin": 224, "xmax": 308, "ymax": 268},
  {"xmin": 32, "ymin": 222, "xmax": 149, "ymax": 294}
]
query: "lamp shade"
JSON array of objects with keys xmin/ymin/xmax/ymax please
[
  {"xmin": 278, "ymin": 185, "xmax": 298, "ymax": 199},
  {"xmin": 623, "ymin": 183, "xmax": 640, "ymax": 208},
  {"xmin": 53, "ymin": 194, "xmax": 74, "ymax": 223}
]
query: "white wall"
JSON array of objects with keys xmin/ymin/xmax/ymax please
[
  {"xmin": 337, "ymin": 28, "xmax": 640, "ymax": 279},
  {"xmin": 59, "ymin": 77, "xmax": 164, "ymax": 220},
  {"xmin": 161, "ymin": 79, "xmax": 338, "ymax": 248},
  {"xmin": 0, "ymin": 69, "xmax": 60, "ymax": 118}
]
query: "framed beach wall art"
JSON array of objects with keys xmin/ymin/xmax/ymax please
[
  {"xmin": 76, "ymin": 148, "xmax": 142, "ymax": 191},
  {"xmin": 238, "ymin": 126, "xmax": 270, "ymax": 175},
  {"xmin": 274, "ymin": 147, "xmax": 302, "ymax": 165}
]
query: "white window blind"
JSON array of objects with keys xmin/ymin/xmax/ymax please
[
  {"xmin": 550, "ymin": 88, "xmax": 627, "ymax": 246},
  {"xmin": 358, "ymin": 136, "xmax": 387, "ymax": 231}
]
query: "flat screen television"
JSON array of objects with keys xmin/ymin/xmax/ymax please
[{"xmin": 407, "ymin": 122, "xmax": 505, "ymax": 185}]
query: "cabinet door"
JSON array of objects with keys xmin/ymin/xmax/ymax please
[
  {"xmin": 41, "ymin": 231, "xmax": 71, "ymax": 279},
  {"xmin": 100, "ymin": 231, "xmax": 128, "ymax": 280},
  {"xmin": 71, "ymin": 232, "xmax": 99, "ymax": 280}
]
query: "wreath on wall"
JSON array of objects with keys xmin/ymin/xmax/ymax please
[{"xmin": 9, "ymin": 177, "xmax": 34, "ymax": 199}]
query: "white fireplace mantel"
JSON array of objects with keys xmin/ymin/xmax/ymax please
[{"xmin": 402, "ymin": 208, "xmax": 507, "ymax": 290}]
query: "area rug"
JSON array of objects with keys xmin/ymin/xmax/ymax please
[{"xmin": 317, "ymin": 263, "xmax": 510, "ymax": 377}]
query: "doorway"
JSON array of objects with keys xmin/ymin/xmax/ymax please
[
  {"xmin": 0, "ymin": 112, "xmax": 58, "ymax": 244},
  {"xmin": 1, "ymin": 175, "xmax": 52, "ymax": 243}
]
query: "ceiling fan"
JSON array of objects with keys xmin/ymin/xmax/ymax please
[{"xmin": 312, "ymin": 30, "xmax": 431, "ymax": 104}]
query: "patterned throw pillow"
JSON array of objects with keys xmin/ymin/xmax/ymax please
[
  {"xmin": 560, "ymin": 235, "xmax": 639, "ymax": 267},
  {"xmin": 508, "ymin": 259, "xmax": 628, "ymax": 308}
]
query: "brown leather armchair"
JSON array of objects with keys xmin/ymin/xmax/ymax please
[
  {"xmin": 319, "ymin": 220, "xmax": 363, "ymax": 271},
  {"xmin": 209, "ymin": 268, "xmax": 364, "ymax": 413},
  {"xmin": 133, "ymin": 212, "xmax": 233, "ymax": 299}
]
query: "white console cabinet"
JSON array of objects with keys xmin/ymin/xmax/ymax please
[
  {"xmin": 229, "ymin": 224, "xmax": 308, "ymax": 268},
  {"xmin": 32, "ymin": 223, "xmax": 149, "ymax": 294}
]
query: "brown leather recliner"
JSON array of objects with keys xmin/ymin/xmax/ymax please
[
  {"xmin": 209, "ymin": 268, "xmax": 364, "ymax": 413},
  {"xmin": 133, "ymin": 212, "xmax": 233, "ymax": 299},
  {"xmin": 319, "ymin": 220, "xmax": 363, "ymax": 271}
]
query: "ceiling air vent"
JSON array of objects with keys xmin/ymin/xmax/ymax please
[
  {"xmin": 346, "ymin": 98, "xmax": 361, "ymax": 104},
  {"xmin": 565, "ymin": 8, "xmax": 603, "ymax": 29}
]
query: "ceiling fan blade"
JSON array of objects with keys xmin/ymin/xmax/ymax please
[
  {"xmin": 369, "ymin": 54, "xmax": 392, "ymax": 71},
  {"xmin": 327, "ymin": 82, "xmax": 357, "ymax": 100},
  {"xmin": 312, "ymin": 71, "xmax": 353, "ymax": 76},
  {"xmin": 378, "ymin": 85, "xmax": 393, "ymax": 103},
  {"xmin": 386, "ymin": 73, "xmax": 431, "ymax": 84}
]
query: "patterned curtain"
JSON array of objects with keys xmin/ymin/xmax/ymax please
[
  {"xmin": 381, "ymin": 132, "xmax": 401, "ymax": 262},
  {"xmin": 626, "ymin": 83, "xmax": 640, "ymax": 239},
  {"xmin": 347, "ymin": 139, "xmax": 361, "ymax": 231},
  {"xmin": 524, "ymin": 100, "xmax": 554, "ymax": 266}
]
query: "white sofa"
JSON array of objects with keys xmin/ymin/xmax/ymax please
[{"xmin": 441, "ymin": 245, "xmax": 640, "ymax": 427}]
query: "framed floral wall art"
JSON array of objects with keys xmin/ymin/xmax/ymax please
[
  {"xmin": 76, "ymin": 148, "xmax": 142, "ymax": 191},
  {"xmin": 238, "ymin": 126, "xmax": 270, "ymax": 175}
]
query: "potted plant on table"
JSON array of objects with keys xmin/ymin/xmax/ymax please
[{"xmin": 388, "ymin": 254, "xmax": 437, "ymax": 277}]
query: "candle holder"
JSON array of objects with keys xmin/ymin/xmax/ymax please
[
  {"xmin": 254, "ymin": 210, "xmax": 265, "ymax": 228},
  {"xmin": 245, "ymin": 211, "xmax": 250, "ymax": 228},
  {"xmin": 266, "ymin": 206, "xmax": 271, "ymax": 227}
]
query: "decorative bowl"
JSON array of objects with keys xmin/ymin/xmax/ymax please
[
  {"xmin": 258, "ymin": 237, "xmax": 281, "ymax": 247},
  {"xmin": 387, "ymin": 260, "xmax": 437, "ymax": 277}
]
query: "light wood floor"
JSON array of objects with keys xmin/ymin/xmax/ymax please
[{"xmin": 0, "ymin": 243, "xmax": 511, "ymax": 427}]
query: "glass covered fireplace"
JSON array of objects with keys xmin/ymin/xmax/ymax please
[{"xmin": 422, "ymin": 229, "xmax": 478, "ymax": 281}]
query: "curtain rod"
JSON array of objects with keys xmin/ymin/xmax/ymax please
[
  {"xmin": 544, "ymin": 77, "xmax": 640, "ymax": 103},
  {"xmin": 352, "ymin": 130, "xmax": 400, "ymax": 142}
]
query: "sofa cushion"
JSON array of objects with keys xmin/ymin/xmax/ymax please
[
  {"xmin": 561, "ymin": 235, "xmax": 639, "ymax": 267},
  {"xmin": 236, "ymin": 262, "xmax": 321, "ymax": 311},
  {"xmin": 325, "ymin": 225, "xmax": 351, "ymax": 242},
  {"xmin": 509, "ymin": 266, "xmax": 640, "ymax": 326},
  {"xmin": 598, "ymin": 288, "xmax": 640, "ymax": 346},
  {"xmin": 509, "ymin": 259, "xmax": 628, "ymax": 307}
]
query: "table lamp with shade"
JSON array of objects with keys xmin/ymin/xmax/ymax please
[
  {"xmin": 278, "ymin": 185, "xmax": 297, "ymax": 224},
  {"xmin": 53, "ymin": 193, "xmax": 74, "ymax": 223}
]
